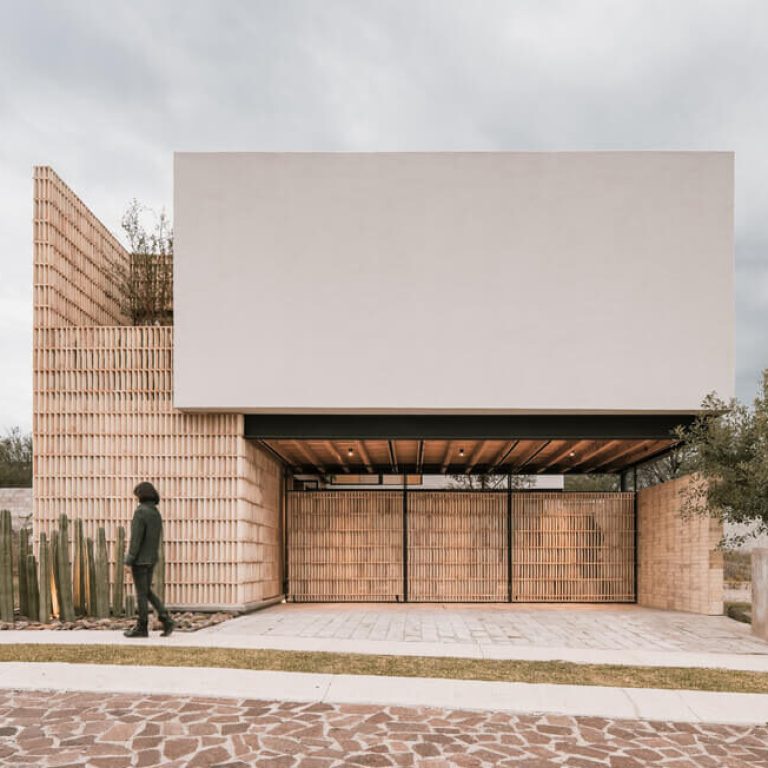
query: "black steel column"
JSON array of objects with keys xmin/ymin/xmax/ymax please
[
  {"xmin": 620, "ymin": 469, "xmax": 629, "ymax": 491},
  {"xmin": 507, "ymin": 474, "xmax": 513, "ymax": 603},
  {"xmin": 402, "ymin": 475, "xmax": 409, "ymax": 603},
  {"xmin": 632, "ymin": 465, "xmax": 638, "ymax": 603},
  {"xmin": 282, "ymin": 470, "xmax": 289, "ymax": 599}
]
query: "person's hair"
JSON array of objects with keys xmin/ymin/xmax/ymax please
[{"xmin": 133, "ymin": 481, "xmax": 160, "ymax": 504}]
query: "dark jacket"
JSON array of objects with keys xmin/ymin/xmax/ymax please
[{"xmin": 125, "ymin": 502, "xmax": 163, "ymax": 566}]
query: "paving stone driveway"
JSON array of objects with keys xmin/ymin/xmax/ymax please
[
  {"xmin": 207, "ymin": 603, "xmax": 768, "ymax": 655},
  {"xmin": 1, "ymin": 689, "xmax": 766, "ymax": 767}
]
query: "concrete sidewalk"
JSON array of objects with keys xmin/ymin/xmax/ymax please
[
  {"xmin": 2, "ymin": 661, "xmax": 767, "ymax": 725},
  {"xmin": 3, "ymin": 627, "xmax": 768, "ymax": 672}
]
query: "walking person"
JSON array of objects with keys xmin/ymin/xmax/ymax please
[{"xmin": 124, "ymin": 481, "xmax": 174, "ymax": 638}]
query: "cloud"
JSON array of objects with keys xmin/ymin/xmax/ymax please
[{"xmin": 0, "ymin": 0, "xmax": 766, "ymax": 429}]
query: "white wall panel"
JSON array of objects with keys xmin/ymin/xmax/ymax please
[{"xmin": 174, "ymin": 152, "xmax": 733, "ymax": 413}]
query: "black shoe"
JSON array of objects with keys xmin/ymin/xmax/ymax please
[
  {"xmin": 160, "ymin": 616, "xmax": 175, "ymax": 637},
  {"xmin": 124, "ymin": 624, "xmax": 148, "ymax": 638}
]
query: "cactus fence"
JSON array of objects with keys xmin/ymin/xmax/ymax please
[{"xmin": 0, "ymin": 509, "xmax": 164, "ymax": 623}]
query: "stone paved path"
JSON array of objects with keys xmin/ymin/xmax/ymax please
[
  {"xmin": 1, "ymin": 689, "xmax": 766, "ymax": 767},
  {"xmin": 206, "ymin": 603, "xmax": 768, "ymax": 655}
]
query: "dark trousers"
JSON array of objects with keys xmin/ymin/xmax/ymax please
[{"xmin": 131, "ymin": 565, "xmax": 168, "ymax": 626}]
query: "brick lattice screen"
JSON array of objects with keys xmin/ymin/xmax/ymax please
[
  {"xmin": 32, "ymin": 168, "xmax": 282, "ymax": 610},
  {"xmin": 637, "ymin": 475, "xmax": 723, "ymax": 615}
]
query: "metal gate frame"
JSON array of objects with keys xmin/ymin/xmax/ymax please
[{"xmin": 286, "ymin": 487, "xmax": 635, "ymax": 603}]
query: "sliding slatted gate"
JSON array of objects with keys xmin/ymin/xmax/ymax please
[
  {"xmin": 408, "ymin": 492, "xmax": 508, "ymax": 601},
  {"xmin": 511, "ymin": 493, "xmax": 635, "ymax": 602},
  {"xmin": 287, "ymin": 491, "xmax": 634, "ymax": 602},
  {"xmin": 287, "ymin": 491, "xmax": 403, "ymax": 601}
]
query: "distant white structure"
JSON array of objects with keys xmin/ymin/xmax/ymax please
[
  {"xmin": 0, "ymin": 487, "xmax": 32, "ymax": 531},
  {"xmin": 725, "ymin": 522, "xmax": 768, "ymax": 551}
]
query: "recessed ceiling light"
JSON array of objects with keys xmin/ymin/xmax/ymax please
[{"xmin": 569, "ymin": 451, "xmax": 576, "ymax": 457}]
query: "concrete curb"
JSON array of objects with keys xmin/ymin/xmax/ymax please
[{"xmin": 2, "ymin": 662, "xmax": 768, "ymax": 725}]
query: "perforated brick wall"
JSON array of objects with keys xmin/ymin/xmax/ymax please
[{"xmin": 637, "ymin": 475, "xmax": 723, "ymax": 615}]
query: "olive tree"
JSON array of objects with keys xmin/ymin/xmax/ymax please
[
  {"xmin": 0, "ymin": 427, "xmax": 32, "ymax": 487},
  {"xmin": 676, "ymin": 371, "xmax": 768, "ymax": 546}
]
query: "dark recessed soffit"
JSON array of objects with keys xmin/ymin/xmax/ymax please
[{"xmin": 244, "ymin": 414, "xmax": 694, "ymax": 441}]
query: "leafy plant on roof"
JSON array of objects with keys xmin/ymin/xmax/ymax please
[{"xmin": 108, "ymin": 199, "xmax": 173, "ymax": 326}]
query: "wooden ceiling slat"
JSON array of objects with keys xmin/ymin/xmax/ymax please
[
  {"xmin": 513, "ymin": 440, "xmax": 551, "ymax": 472},
  {"xmin": 356, "ymin": 440, "xmax": 374, "ymax": 474},
  {"xmin": 423, "ymin": 439, "xmax": 448, "ymax": 465},
  {"xmin": 538, "ymin": 439, "xmax": 588, "ymax": 473},
  {"xmin": 463, "ymin": 440, "xmax": 488, "ymax": 474},
  {"xmin": 485, "ymin": 440, "xmax": 519, "ymax": 474},
  {"xmin": 524, "ymin": 440, "xmax": 568, "ymax": 472},
  {"xmin": 323, "ymin": 440, "xmax": 351, "ymax": 474},
  {"xmin": 364, "ymin": 440, "xmax": 390, "ymax": 467},
  {"xmin": 589, "ymin": 440, "xmax": 652, "ymax": 472},
  {"xmin": 287, "ymin": 440, "xmax": 325, "ymax": 472},
  {"xmin": 440, "ymin": 440, "xmax": 454, "ymax": 473},
  {"xmin": 263, "ymin": 436, "xmax": 679, "ymax": 475},
  {"xmin": 498, "ymin": 440, "xmax": 537, "ymax": 470},
  {"xmin": 598, "ymin": 440, "xmax": 672, "ymax": 473},
  {"xmin": 398, "ymin": 440, "xmax": 420, "ymax": 469},
  {"xmin": 565, "ymin": 439, "xmax": 621, "ymax": 473}
]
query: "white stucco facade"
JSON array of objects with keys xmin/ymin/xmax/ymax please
[{"xmin": 174, "ymin": 151, "xmax": 734, "ymax": 414}]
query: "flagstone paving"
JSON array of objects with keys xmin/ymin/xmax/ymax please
[
  {"xmin": 206, "ymin": 602, "xmax": 768, "ymax": 655},
  {"xmin": 1, "ymin": 689, "xmax": 766, "ymax": 767}
]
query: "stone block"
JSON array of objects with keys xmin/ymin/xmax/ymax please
[
  {"xmin": 0, "ymin": 488, "xmax": 33, "ymax": 531},
  {"xmin": 752, "ymin": 548, "xmax": 768, "ymax": 641}
]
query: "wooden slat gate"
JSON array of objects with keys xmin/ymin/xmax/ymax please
[
  {"xmin": 512, "ymin": 493, "xmax": 635, "ymax": 602},
  {"xmin": 287, "ymin": 491, "xmax": 403, "ymax": 601},
  {"xmin": 287, "ymin": 491, "xmax": 634, "ymax": 602},
  {"xmin": 408, "ymin": 492, "xmax": 508, "ymax": 601}
]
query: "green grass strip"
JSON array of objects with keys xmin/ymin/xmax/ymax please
[{"xmin": 0, "ymin": 644, "xmax": 766, "ymax": 694}]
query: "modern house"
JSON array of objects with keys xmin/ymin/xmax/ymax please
[{"xmin": 32, "ymin": 151, "xmax": 732, "ymax": 613}]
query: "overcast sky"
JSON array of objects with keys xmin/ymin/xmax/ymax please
[{"xmin": 1, "ymin": 0, "xmax": 767, "ymax": 432}]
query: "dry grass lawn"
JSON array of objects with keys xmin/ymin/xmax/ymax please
[{"xmin": 0, "ymin": 644, "xmax": 767, "ymax": 694}]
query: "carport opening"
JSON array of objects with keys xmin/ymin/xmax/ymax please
[{"xmin": 244, "ymin": 414, "xmax": 690, "ymax": 607}]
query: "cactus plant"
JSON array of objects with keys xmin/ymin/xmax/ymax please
[
  {"xmin": 49, "ymin": 529, "xmax": 60, "ymax": 618},
  {"xmin": 56, "ymin": 514, "xmax": 75, "ymax": 622},
  {"xmin": 0, "ymin": 509, "xmax": 14, "ymax": 622},
  {"xmin": 73, "ymin": 519, "xmax": 87, "ymax": 616},
  {"xmin": 112, "ymin": 526, "xmax": 126, "ymax": 617},
  {"xmin": 26, "ymin": 553, "xmax": 39, "ymax": 621},
  {"xmin": 86, "ymin": 537, "xmax": 96, "ymax": 616},
  {"xmin": 0, "ymin": 514, "xmax": 151, "ymax": 625},
  {"xmin": 94, "ymin": 527, "xmax": 109, "ymax": 618},
  {"xmin": 38, "ymin": 532, "xmax": 52, "ymax": 624},
  {"xmin": 18, "ymin": 527, "xmax": 28, "ymax": 617}
]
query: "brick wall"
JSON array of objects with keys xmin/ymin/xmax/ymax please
[
  {"xmin": 32, "ymin": 168, "xmax": 283, "ymax": 611},
  {"xmin": 637, "ymin": 475, "xmax": 723, "ymax": 615},
  {"xmin": 34, "ymin": 325, "xmax": 283, "ymax": 610},
  {"xmin": 238, "ymin": 438, "xmax": 283, "ymax": 607},
  {"xmin": 33, "ymin": 166, "xmax": 129, "ymax": 328}
]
